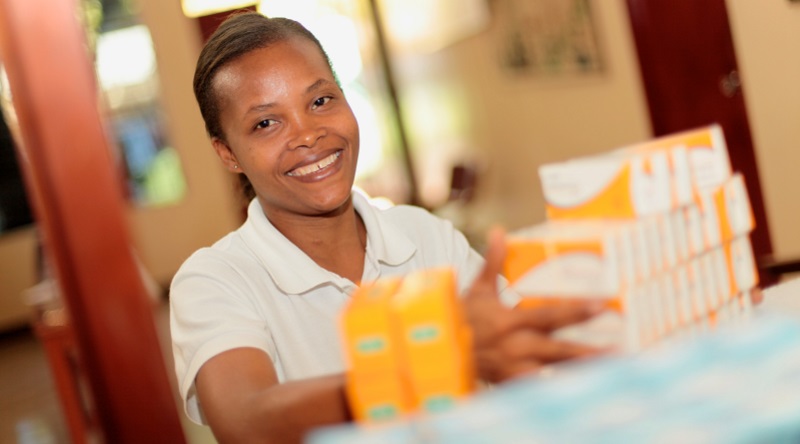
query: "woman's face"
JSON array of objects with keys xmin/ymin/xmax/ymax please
[{"xmin": 211, "ymin": 37, "xmax": 360, "ymax": 220}]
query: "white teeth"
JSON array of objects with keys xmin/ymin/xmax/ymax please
[{"xmin": 287, "ymin": 151, "xmax": 341, "ymax": 177}]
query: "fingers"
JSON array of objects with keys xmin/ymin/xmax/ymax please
[
  {"xmin": 475, "ymin": 331, "xmax": 603, "ymax": 383},
  {"xmin": 506, "ymin": 330, "xmax": 600, "ymax": 363},
  {"xmin": 511, "ymin": 300, "xmax": 606, "ymax": 332},
  {"xmin": 481, "ymin": 226, "xmax": 507, "ymax": 279},
  {"xmin": 466, "ymin": 226, "xmax": 507, "ymax": 301}
]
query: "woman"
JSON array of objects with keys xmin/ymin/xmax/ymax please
[{"xmin": 170, "ymin": 11, "xmax": 602, "ymax": 444}]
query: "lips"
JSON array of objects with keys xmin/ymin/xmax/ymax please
[{"xmin": 286, "ymin": 150, "xmax": 342, "ymax": 177}]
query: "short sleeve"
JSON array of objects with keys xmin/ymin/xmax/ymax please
[{"xmin": 169, "ymin": 251, "xmax": 278, "ymax": 425}]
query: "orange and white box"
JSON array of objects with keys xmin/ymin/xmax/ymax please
[
  {"xmin": 539, "ymin": 150, "xmax": 672, "ymax": 220},
  {"xmin": 503, "ymin": 222, "xmax": 639, "ymax": 300},
  {"xmin": 683, "ymin": 203, "xmax": 706, "ymax": 257},
  {"xmin": 688, "ymin": 257, "xmax": 717, "ymax": 313},
  {"xmin": 698, "ymin": 252, "xmax": 724, "ymax": 309},
  {"xmin": 638, "ymin": 216, "xmax": 666, "ymax": 275},
  {"xmin": 653, "ymin": 273, "xmax": 679, "ymax": 338},
  {"xmin": 644, "ymin": 124, "xmax": 733, "ymax": 196},
  {"xmin": 655, "ymin": 214, "xmax": 679, "ymax": 270},
  {"xmin": 672, "ymin": 266, "xmax": 695, "ymax": 326},
  {"xmin": 505, "ymin": 222, "xmax": 655, "ymax": 351},
  {"xmin": 620, "ymin": 139, "xmax": 694, "ymax": 209},
  {"xmin": 722, "ymin": 236, "xmax": 759, "ymax": 295},
  {"xmin": 633, "ymin": 281, "xmax": 668, "ymax": 347},
  {"xmin": 709, "ymin": 247, "xmax": 734, "ymax": 301},
  {"xmin": 698, "ymin": 193, "xmax": 723, "ymax": 250},
  {"xmin": 658, "ymin": 273, "xmax": 681, "ymax": 334},
  {"xmin": 553, "ymin": 289, "xmax": 636, "ymax": 352},
  {"xmin": 669, "ymin": 208, "xmax": 690, "ymax": 263},
  {"xmin": 629, "ymin": 221, "xmax": 653, "ymax": 282},
  {"xmin": 713, "ymin": 173, "xmax": 755, "ymax": 242}
]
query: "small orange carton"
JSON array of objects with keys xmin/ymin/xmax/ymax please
[
  {"xmin": 341, "ymin": 277, "xmax": 404, "ymax": 373},
  {"xmin": 391, "ymin": 267, "xmax": 475, "ymax": 403},
  {"xmin": 345, "ymin": 372, "xmax": 414, "ymax": 423},
  {"xmin": 342, "ymin": 277, "xmax": 415, "ymax": 423}
]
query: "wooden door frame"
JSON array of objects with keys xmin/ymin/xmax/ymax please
[
  {"xmin": 0, "ymin": 0, "xmax": 186, "ymax": 441},
  {"xmin": 625, "ymin": 0, "xmax": 775, "ymax": 285}
]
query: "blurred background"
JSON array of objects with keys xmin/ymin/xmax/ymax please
[{"xmin": 0, "ymin": 0, "xmax": 798, "ymax": 442}]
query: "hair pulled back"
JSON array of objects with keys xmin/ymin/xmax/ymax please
[{"xmin": 193, "ymin": 11, "xmax": 336, "ymax": 200}]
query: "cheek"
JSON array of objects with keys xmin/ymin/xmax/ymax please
[{"xmin": 345, "ymin": 112, "xmax": 360, "ymax": 148}]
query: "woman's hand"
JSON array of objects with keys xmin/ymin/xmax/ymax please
[{"xmin": 463, "ymin": 227, "xmax": 606, "ymax": 383}]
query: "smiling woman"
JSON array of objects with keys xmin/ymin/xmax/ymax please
[
  {"xmin": 169, "ymin": 11, "xmax": 604, "ymax": 444},
  {"xmin": 209, "ymin": 38, "xmax": 360, "ymax": 225}
]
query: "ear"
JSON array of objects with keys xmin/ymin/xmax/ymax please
[{"xmin": 212, "ymin": 137, "xmax": 241, "ymax": 173}]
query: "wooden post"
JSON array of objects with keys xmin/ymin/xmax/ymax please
[{"xmin": 0, "ymin": 0, "xmax": 186, "ymax": 442}]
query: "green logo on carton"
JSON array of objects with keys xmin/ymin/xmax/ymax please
[
  {"xmin": 368, "ymin": 404, "xmax": 398, "ymax": 420},
  {"xmin": 410, "ymin": 325, "xmax": 440, "ymax": 343},
  {"xmin": 356, "ymin": 336, "xmax": 386, "ymax": 354},
  {"xmin": 424, "ymin": 395, "xmax": 455, "ymax": 413}
]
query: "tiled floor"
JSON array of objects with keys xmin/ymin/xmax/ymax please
[
  {"xmin": 0, "ymin": 300, "xmax": 217, "ymax": 443},
  {"xmin": 0, "ymin": 327, "xmax": 67, "ymax": 443}
]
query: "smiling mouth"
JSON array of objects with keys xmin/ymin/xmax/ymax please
[{"xmin": 286, "ymin": 151, "xmax": 342, "ymax": 177}]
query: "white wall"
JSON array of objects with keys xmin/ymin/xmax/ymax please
[
  {"xmin": 131, "ymin": 0, "xmax": 242, "ymax": 286},
  {"xmin": 726, "ymin": 0, "xmax": 800, "ymax": 261},
  {"xmin": 398, "ymin": 1, "xmax": 651, "ymax": 238}
]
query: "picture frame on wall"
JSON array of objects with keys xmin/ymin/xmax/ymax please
[{"xmin": 493, "ymin": 0, "xmax": 604, "ymax": 76}]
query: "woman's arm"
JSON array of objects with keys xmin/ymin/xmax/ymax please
[
  {"xmin": 194, "ymin": 228, "xmax": 603, "ymax": 443},
  {"xmin": 195, "ymin": 348, "xmax": 350, "ymax": 444}
]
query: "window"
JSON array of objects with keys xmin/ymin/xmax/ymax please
[{"xmin": 89, "ymin": 0, "xmax": 187, "ymax": 206}]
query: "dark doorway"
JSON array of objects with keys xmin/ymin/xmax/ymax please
[{"xmin": 625, "ymin": 0, "xmax": 773, "ymax": 283}]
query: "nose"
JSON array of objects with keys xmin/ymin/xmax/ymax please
[{"xmin": 289, "ymin": 114, "xmax": 326, "ymax": 149}]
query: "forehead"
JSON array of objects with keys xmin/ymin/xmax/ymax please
[{"xmin": 212, "ymin": 37, "xmax": 334, "ymax": 102}]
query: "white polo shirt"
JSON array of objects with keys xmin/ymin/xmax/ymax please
[{"xmin": 170, "ymin": 190, "xmax": 517, "ymax": 424}]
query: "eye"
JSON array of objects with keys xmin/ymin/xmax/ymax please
[
  {"xmin": 311, "ymin": 96, "xmax": 332, "ymax": 109},
  {"xmin": 254, "ymin": 119, "xmax": 277, "ymax": 130}
]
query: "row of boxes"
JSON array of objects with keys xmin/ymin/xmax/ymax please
[
  {"xmin": 340, "ymin": 268, "xmax": 474, "ymax": 423},
  {"xmin": 539, "ymin": 124, "xmax": 732, "ymax": 220},
  {"xmin": 505, "ymin": 125, "xmax": 759, "ymax": 351}
]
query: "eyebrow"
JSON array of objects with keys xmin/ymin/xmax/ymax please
[
  {"xmin": 306, "ymin": 78, "xmax": 334, "ymax": 93},
  {"xmin": 244, "ymin": 78, "xmax": 335, "ymax": 115}
]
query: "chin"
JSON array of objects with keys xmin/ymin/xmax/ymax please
[{"xmin": 313, "ymin": 192, "xmax": 354, "ymax": 216}]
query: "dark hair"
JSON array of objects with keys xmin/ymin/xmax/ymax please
[{"xmin": 193, "ymin": 11, "xmax": 337, "ymax": 200}]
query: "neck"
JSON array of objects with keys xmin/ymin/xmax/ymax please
[{"xmin": 262, "ymin": 198, "xmax": 367, "ymax": 283}]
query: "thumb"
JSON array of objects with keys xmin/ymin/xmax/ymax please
[{"xmin": 467, "ymin": 226, "xmax": 507, "ymax": 300}]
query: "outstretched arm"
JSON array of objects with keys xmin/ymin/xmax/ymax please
[
  {"xmin": 195, "ymin": 228, "xmax": 606, "ymax": 443},
  {"xmin": 195, "ymin": 348, "xmax": 350, "ymax": 444}
]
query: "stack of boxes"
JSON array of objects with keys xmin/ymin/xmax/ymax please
[
  {"xmin": 341, "ymin": 267, "xmax": 474, "ymax": 423},
  {"xmin": 504, "ymin": 124, "xmax": 759, "ymax": 351}
]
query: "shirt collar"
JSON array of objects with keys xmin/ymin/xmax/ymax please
[
  {"xmin": 352, "ymin": 189, "xmax": 415, "ymax": 268},
  {"xmin": 239, "ymin": 190, "xmax": 416, "ymax": 295}
]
